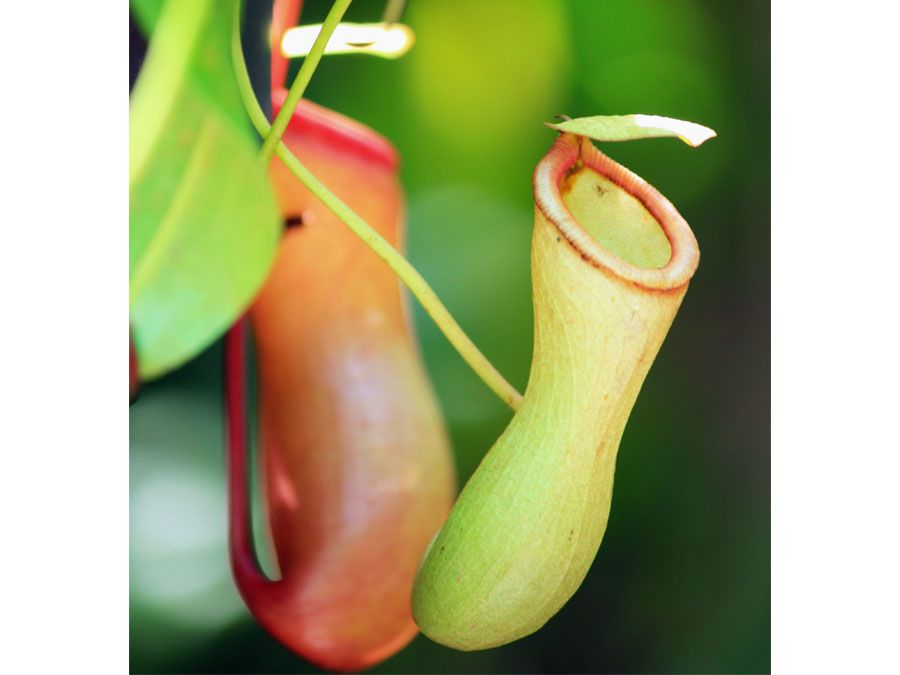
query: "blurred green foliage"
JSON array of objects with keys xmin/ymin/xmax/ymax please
[{"xmin": 130, "ymin": 0, "xmax": 769, "ymax": 672}]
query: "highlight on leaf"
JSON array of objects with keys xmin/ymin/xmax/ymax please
[
  {"xmin": 545, "ymin": 114, "xmax": 716, "ymax": 147},
  {"xmin": 281, "ymin": 22, "xmax": 415, "ymax": 59}
]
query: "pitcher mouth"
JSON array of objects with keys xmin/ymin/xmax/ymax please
[
  {"xmin": 272, "ymin": 88, "xmax": 399, "ymax": 171},
  {"xmin": 533, "ymin": 133, "xmax": 699, "ymax": 291}
]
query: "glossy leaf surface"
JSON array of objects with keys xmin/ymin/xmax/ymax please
[{"xmin": 130, "ymin": 0, "xmax": 280, "ymax": 378}]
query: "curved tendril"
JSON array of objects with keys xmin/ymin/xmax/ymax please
[{"xmin": 231, "ymin": 0, "xmax": 523, "ymax": 410}]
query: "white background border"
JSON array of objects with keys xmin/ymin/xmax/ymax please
[
  {"xmin": 1, "ymin": 1, "xmax": 128, "ymax": 673},
  {"xmin": 771, "ymin": 1, "xmax": 899, "ymax": 672}
]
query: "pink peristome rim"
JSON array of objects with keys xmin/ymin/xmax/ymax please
[
  {"xmin": 272, "ymin": 88, "xmax": 399, "ymax": 172},
  {"xmin": 533, "ymin": 133, "xmax": 700, "ymax": 291}
]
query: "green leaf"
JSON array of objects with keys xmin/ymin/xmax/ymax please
[
  {"xmin": 130, "ymin": 0, "xmax": 166, "ymax": 35},
  {"xmin": 130, "ymin": 0, "xmax": 280, "ymax": 379},
  {"xmin": 545, "ymin": 114, "xmax": 716, "ymax": 147}
]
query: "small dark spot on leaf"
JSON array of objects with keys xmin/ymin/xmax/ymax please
[
  {"xmin": 556, "ymin": 235, "xmax": 561, "ymax": 242},
  {"xmin": 595, "ymin": 183, "xmax": 607, "ymax": 196}
]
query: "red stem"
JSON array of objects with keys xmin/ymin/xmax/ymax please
[
  {"xmin": 225, "ymin": 318, "xmax": 271, "ymax": 598},
  {"xmin": 228, "ymin": 0, "xmax": 301, "ymax": 609},
  {"xmin": 129, "ymin": 331, "xmax": 140, "ymax": 403},
  {"xmin": 270, "ymin": 0, "xmax": 304, "ymax": 93}
]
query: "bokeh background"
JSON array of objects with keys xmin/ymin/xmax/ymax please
[{"xmin": 130, "ymin": 0, "xmax": 770, "ymax": 672}]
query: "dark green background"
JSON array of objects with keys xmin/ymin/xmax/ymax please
[{"xmin": 130, "ymin": 0, "xmax": 770, "ymax": 672}]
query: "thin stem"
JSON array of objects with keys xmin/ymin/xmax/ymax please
[
  {"xmin": 382, "ymin": 0, "xmax": 407, "ymax": 24},
  {"xmin": 230, "ymin": 2, "xmax": 523, "ymax": 411},
  {"xmin": 274, "ymin": 142, "xmax": 525, "ymax": 410},
  {"xmin": 258, "ymin": 0, "xmax": 352, "ymax": 162}
]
